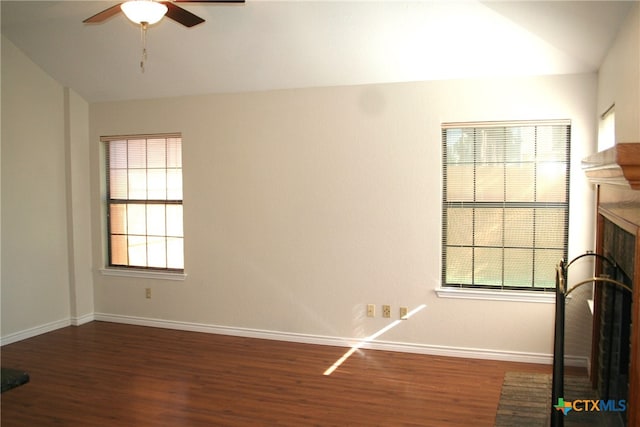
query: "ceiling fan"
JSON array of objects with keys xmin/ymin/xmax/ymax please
[
  {"xmin": 84, "ymin": 0, "xmax": 244, "ymax": 72},
  {"xmin": 84, "ymin": 0, "xmax": 245, "ymax": 28}
]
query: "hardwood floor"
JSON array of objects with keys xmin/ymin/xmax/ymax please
[{"xmin": 1, "ymin": 322, "xmax": 551, "ymax": 426}]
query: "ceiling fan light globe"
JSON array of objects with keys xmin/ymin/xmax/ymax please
[{"xmin": 121, "ymin": 0, "xmax": 168, "ymax": 25}]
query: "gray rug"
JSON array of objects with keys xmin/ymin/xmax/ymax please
[
  {"xmin": 494, "ymin": 372, "xmax": 624, "ymax": 427},
  {"xmin": 495, "ymin": 372, "xmax": 551, "ymax": 427}
]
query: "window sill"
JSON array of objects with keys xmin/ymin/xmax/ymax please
[
  {"xmin": 435, "ymin": 287, "xmax": 555, "ymax": 303},
  {"xmin": 100, "ymin": 268, "xmax": 187, "ymax": 281}
]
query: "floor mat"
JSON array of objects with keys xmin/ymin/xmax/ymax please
[{"xmin": 1, "ymin": 367, "xmax": 30, "ymax": 393}]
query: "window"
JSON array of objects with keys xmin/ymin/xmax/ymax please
[
  {"xmin": 442, "ymin": 121, "xmax": 570, "ymax": 291},
  {"xmin": 598, "ymin": 104, "xmax": 615, "ymax": 151},
  {"xmin": 104, "ymin": 134, "xmax": 184, "ymax": 271}
]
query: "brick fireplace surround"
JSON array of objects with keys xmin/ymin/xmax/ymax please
[{"xmin": 582, "ymin": 143, "xmax": 640, "ymax": 426}]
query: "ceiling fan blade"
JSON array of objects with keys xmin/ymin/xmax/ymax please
[
  {"xmin": 83, "ymin": 4, "xmax": 123, "ymax": 24},
  {"xmin": 162, "ymin": 2, "xmax": 205, "ymax": 27}
]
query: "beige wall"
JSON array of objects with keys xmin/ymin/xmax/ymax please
[
  {"xmin": 89, "ymin": 73, "xmax": 597, "ymax": 360},
  {"xmin": 65, "ymin": 88, "xmax": 95, "ymax": 324},
  {"xmin": 11, "ymin": 11, "xmax": 636, "ymax": 359},
  {"xmin": 1, "ymin": 36, "xmax": 93, "ymax": 341},
  {"xmin": 598, "ymin": 3, "xmax": 640, "ymax": 143},
  {"xmin": 1, "ymin": 36, "xmax": 71, "ymax": 337}
]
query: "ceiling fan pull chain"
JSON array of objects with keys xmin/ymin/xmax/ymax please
[{"xmin": 140, "ymin": 22, "xmax": 149, "ymax": 73}]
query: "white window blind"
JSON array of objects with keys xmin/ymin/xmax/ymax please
[
  {"xmin": 442, "ymin": 121, "xmax": 570, "ymax": 291},
  {"xmin": 104, "ymin": 134, "xmax": 184, "ymax": 271}
]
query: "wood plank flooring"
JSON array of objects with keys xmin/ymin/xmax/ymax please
[{"xmin": 1, "ymin": 321, "xmax": 551, "ymax": 426}]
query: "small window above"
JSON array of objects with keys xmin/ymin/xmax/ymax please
[{"xmin": 598, "ymin": 105, "xmax": 615, "ymax": 152}]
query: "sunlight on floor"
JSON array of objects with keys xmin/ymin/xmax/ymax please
[{"xmin": 323, "ymin": 304, "xmax": 427, "ymax": 376}]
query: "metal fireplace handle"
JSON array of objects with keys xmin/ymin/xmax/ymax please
[{"xmin": 565, "ymin": 276, "xmax": 632, "ymax": 297}]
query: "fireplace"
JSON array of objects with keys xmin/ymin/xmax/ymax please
[
  {"xmin": 596, "ymin": 218, "xmax": 634, "ymax": 420},
  {"xmin": 582, "ymin": 143, "xmax": 640, "ymax": 427}
]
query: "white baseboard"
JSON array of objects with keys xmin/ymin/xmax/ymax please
[
  {"xmin": 94, "ymin": 312, "xmax": 348, "ymax": 347},
  {"xmin": 0, "ymin": 318, "xmax": 71, "ymax": 346},
  {"xmin": 1, "ymin": 312, "xmax": 590, "ymax": 368},
  {"xmin": 94, "ymin": 312, "xmax": 580, "ymax": 366},
  {"xmin": 71, "ymin": 312, "xmax": 95, "ymax": 326}
]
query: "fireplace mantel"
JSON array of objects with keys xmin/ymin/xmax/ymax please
[{"xmin": 582, "ymin": 143, "xmax": 640, "ymax": 190}]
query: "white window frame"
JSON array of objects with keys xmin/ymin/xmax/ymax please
[
  {"xmin": 101, "ymin": 133, "xmax": 185, "ymax": 279},
  {"xmin": 439, "ymin": 120, "xmax": 570, "ymax": 298}
]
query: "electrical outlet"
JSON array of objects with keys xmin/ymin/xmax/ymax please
[
  {"xmin": 382, "ymin": 304, "xmax": 391, "ymax": 318},
  {"xmin": 367, "ymin": 304, "xmax": 375, "ymax": 317},
  {"xmin": 400, "ymin": 306, "xmax": 408, "ymax": 319},
  {"xmin": 145, "ymin": 288, "xmax": 151, "ymax": 299}
]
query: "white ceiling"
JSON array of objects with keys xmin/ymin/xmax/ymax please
[{"xmin": 1, "ymin": 1, "xmax": 635, "ymax": 103}]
